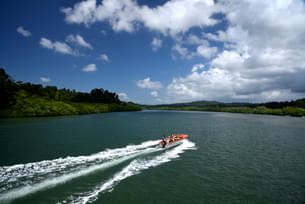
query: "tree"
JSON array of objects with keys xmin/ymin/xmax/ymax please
[{"xmin": 0, "ymin": 68, "xmax": 17, "ymax": 109}]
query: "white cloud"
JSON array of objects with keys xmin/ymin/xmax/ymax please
[
  {"xmin": 172, "ymin": 44, "xmax": 192, "ymax": 59},
  {"xmin": 99, "ymin": 54, "xmax": 109, "ymax": 61},
  {"xmin": 61, "ymin": 0, "xmax": 97, "ymax": 26},
  {"xmin": 186, "ymin": 34, "xmax": 207, "ymax": 45},
  {"xmin": 165, "ymin": 0, "xmax": 305, "ymax": 102},
  {"xmin": 191, "ymin": 64, "xmax": 205, "ymax": 73},
  {"xmin": 166, "ymin": 66, "xmax": 304, "ymax": 103},
  {"xmin": 66, "ymin": 34, "xmax": 93, "ymax": 49},
  {"xmin": 151, "ymin": 38, "xmax": 162, "ymax": 51},
  {"xmin": 172, "ymin": 35, "xmax": 218, "ymax": 59},
  {"xmin": 203, "ymin": 30, "xmax": 227, "ymax": 42},
  {"xmin": 150, "ymin": 91, "xmax": 158, "ymax": 97},
  {"xmin": 17, "ymin": 26, "xmax": 32, "ymax": 37},
  {"xmin": 62, "ymin": 0, "xmax": 219, "ymax": 36},
  {"xmin": 62, "ymin": 0, "xmax": 305, "ymax": 102},
  {"xmin": 166, "ymin": 52, "xmax": 305, "ymax": 103},
  {"xmin": 136, "ymin": 77, "xmax": 163, "ymax": 90},
  {"xmin": 167, "ymin": 68, "xmax": 234, "ymax": 102},
  {"xmin": 82, "ymin": 64, "xmax": 97, "ymax": 72},
  {"xmin": 140, "ymin": 0, "xmax": 218, "ymax": 36},
  {"xmin": 40, "ymin": 37, "xmax": 75, "ymax": 55},
  {"xmin": 40, "ymin": 35, "xmax": 92, "ymax": 56},
  {"xmin": 196, "ymin": 44, "xmax": 218, "ymax": 59},
  {"xmin": 212, "ymin": 0, "xmax": 305, "ymax": 96},
  {"xmin": 53, "ymin": 42, "xmax": 74, "ymax": 55},
  {"xmin": 210, "ymin": 50, "xmax": 245, "ymax": 72},
  {"xmin": 118, "ymin": 92, "xmax": 130, "ymax": 101},
  {"xmin": 40, "ymin": 38, "xmax": 53, "ymax": 49},
  {"xmin": 40, "ymin": 77, "xmax": 51, "ymax": 83}
]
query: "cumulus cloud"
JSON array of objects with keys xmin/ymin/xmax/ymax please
[
  {"xmin": 210, "ymin": 50, "xmax": 245, "ymax": 72},
  {"xmin": 40, "ymin": 37, "xmax": 76, "ymax": 55},
  {"xmin": 167, "ymin": 51, "xmax": 305, "ymax": 103},
  {"xmin": 167, "ymin": 67, "xmax": 234, "ymax": 101},
  {"xmin": 150, "ymin": 91, "xmax": 158, "ymax": 97},
  {"xmin": 216, "ymin": 0, "xmax": 305, "ymax": 96},
  {"xmin": 196, "ymin": 44, "xmax": 218, "ymax": 59},
  {"xmin": 151, "ymin": 38, "xmax": 162, "ymax": 51},
  {"xmin": 40, "ymin": 77, "xmax": 51, "ymax": 83},
  {"xmin": 17, "ymin": 26, "xmax": 32, "ymax": 37},
  {"xmin": 62, "ymin": 0, "xmax": 219, "ymax": 36},
  {"xmin": 166, "ymin": 65, "xmax": 304, "ymax": 103},
  {"xmin": 165, "ymin": 0, "xmax": 305, "ymax": 102},
  {"xmin": 63, "ymin": 0, "xmax": 305, "ymax": 102},
  {"xmin": 66, "ymin": 34, "xmax": 93, "ymax": 49},
  {"xmin": 82, "ymin": 64, "xmax": 97, "ymax": 72},
  {"xmin": 172, "ymin": 35, "xmax": 218, "ymax": 59},
  {"xmin": 118, "ymin": 92, "xmax": 130, "ymax": 101},
  {"xmin": 99, "ymin": 54, "xmax": 109, "ymax": 61},
  {"xmin": 136, "ymin": 77, "xmax": 163, "ymax": 90}
]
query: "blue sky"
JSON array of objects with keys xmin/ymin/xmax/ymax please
[{"xmin": 1, "ymin": 0, "xmax": 305, "ymax": 104}]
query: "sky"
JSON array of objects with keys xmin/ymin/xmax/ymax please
[{"xmin": 1, "ymin": 0, "xmax": 305, "ymax": 104}]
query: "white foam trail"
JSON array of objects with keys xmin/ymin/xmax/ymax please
[
  {"xmin": 66, "ymin": 140, "xmax": 196, "ymax": 204},
  {"xmin": 0, "ymin": 140, "xmax": 160, "ymax": 203}
]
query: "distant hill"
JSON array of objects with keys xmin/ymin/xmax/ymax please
[
  {"xmin": 148, "ymin": 100, "xmax": 222, "ymax": 108},
  {"xmin": 147, "ymin": 98, "xmax": 305, "ymax": 109},
  {"xmin": 145, "ymin": 100, "xmax": 253, "ymax": 108},
  {"xmin": 146, "ymin": 98, "xmax": 305, "ymax": 117}
]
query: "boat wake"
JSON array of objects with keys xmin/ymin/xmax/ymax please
[
  {"xmin": 0, "ymin": 139, "xmax": 195, "ymax": 203},
  {"xmin": 60, "ymin": 139, "xmax": 196, "ymax": 204},
  {"xmin": 0, "ymin": 140, "xmax": 159, "ymax": 203}
]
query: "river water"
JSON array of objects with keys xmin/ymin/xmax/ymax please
[{"xmin": 0, "ymin": 110, "xmax": 305, "ymax": 203}]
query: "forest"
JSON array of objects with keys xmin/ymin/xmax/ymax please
[{"xmin": 0, "ymin": 68, "xmax": 142, "ymax": 118}]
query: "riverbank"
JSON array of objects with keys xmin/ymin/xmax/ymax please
[
  {"xmin": 0, "ymin": 68, "xmax": 142, "ymax": 118},
  {"xmin": 148, "ymin": 106, "xmax": 305, "ymax": 117},
  {"xmin": 0, "ymin": 96, "xmax": 142, "ymax": 118}
]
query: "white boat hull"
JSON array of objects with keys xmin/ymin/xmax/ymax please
[{"xmin": 159, "ymin": 139, "xmax": 183, "ymax": 149}]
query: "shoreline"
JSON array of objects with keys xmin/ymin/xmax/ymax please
[
  {"xmin": 0, "ymin": 102, "xmax": 143, "ymax": 119},
  {"xmin": 148, "ymin": 106, "xmax": 305, "ymax": 117}
]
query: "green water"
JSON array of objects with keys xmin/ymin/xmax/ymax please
[{"xmin": 0, "ymin": 110, "xmax": 305, "ymax": 204}]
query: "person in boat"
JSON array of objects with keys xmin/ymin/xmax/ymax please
[
  {"xmin": 162, "ymin": 137, "xmax": 167, "ymax": 148},
  {"xmin": 169, "ymin": 136, "xmax": 174, "ymax": 143}
]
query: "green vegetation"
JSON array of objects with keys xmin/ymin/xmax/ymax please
[
  {"xmin": 0, "ymin": 68, "xmax": 142, "ymax": 118},
  {"xmin": 148, "ymin": 100, "xmax": 305, "ymax": 117}
]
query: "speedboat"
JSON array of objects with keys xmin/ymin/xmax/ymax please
[{"xmin": 159, "ymin": 134, "xmax": 188, "ymax": 148}]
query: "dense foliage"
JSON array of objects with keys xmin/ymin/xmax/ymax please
[
  {"xmin": 0, "ymin": 68, "xmax": 142, "ymax": 118},
  {"xmin": 150, "ymin": 106, "xmax": 305, "ymax": 117},
  {"xmin": 149, "ymin": 99, "xmax": 305, "ymax": 109},
  {"xmin": 148, "ymin": 98, "xmax": 305, "ymax": 117}
]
